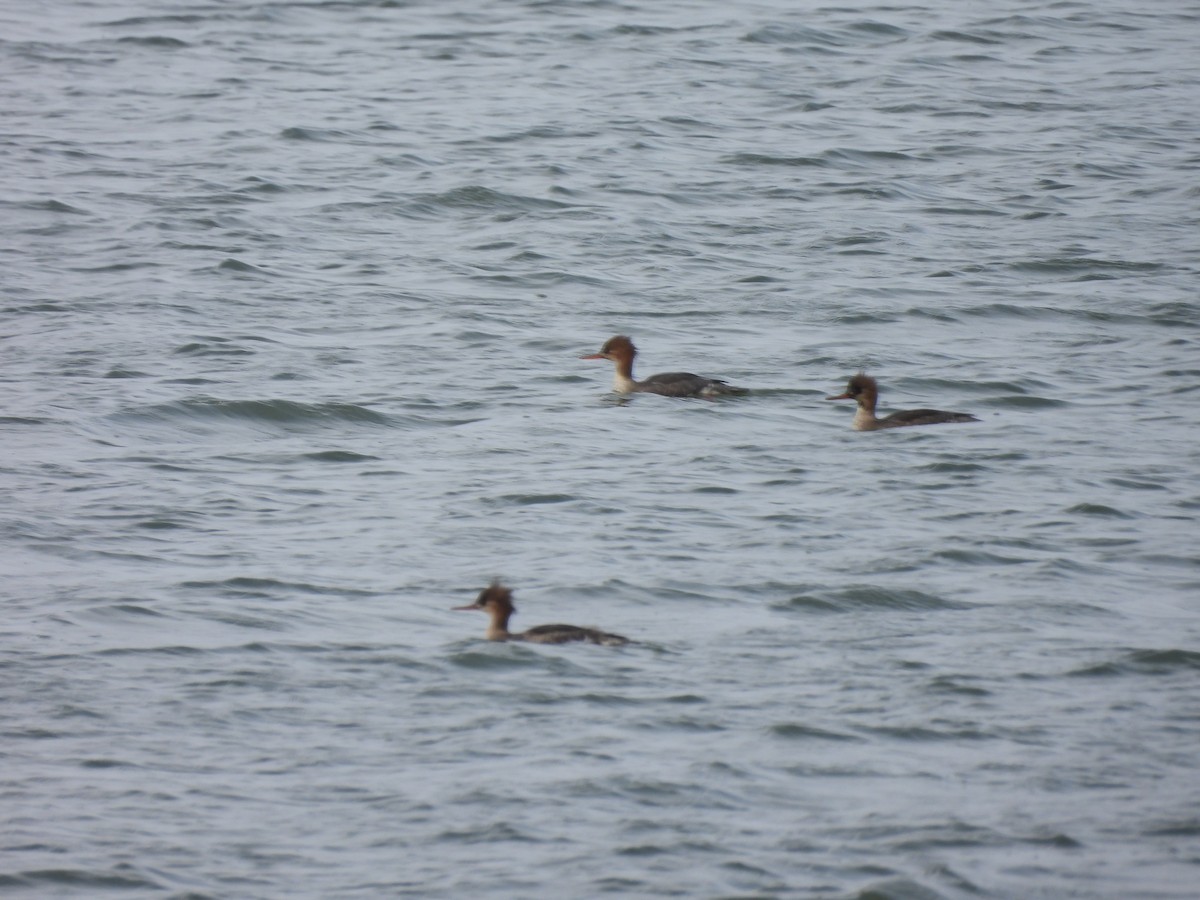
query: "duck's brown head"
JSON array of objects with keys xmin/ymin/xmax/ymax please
[
  {"xmin": 826, "ymin": 372, "xmax": 878, "ymax": 402},
  {"xmin": 453, "ymin": 580, "xmax": 516, "ymax": 614},
  {"xmin": 580, "ymin": 335, "xmax": 637, "ymax": 363}
]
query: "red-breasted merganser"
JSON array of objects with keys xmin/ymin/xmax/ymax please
[
  {"xmin": 453, "ymin": 581, "xmax": 631, "ymax": 646},
  {"xmin": 827, "ymin": 373, "xmax": 978, "ymax": 431},
  {"xmin": 580, "ymin": 335, "xmax": 747, "ymax": 398}
]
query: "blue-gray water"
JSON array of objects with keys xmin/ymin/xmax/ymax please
[{"xmin": 4, "ymin": 1, "xmax": 1199, "ymax": 897}]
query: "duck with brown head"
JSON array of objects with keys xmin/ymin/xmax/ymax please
[
  {"xmin": 827, "ymin": 373, "xmax": 978, "ymax": 431},
  {"xmin": 580, "ymin": 335, "xmax": 747, "ymax": 399},
  {"xmin": 453, "ymin": 581, "xmax": 631, "ymax": 646}
]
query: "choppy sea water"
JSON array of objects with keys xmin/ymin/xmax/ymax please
[{"xmin": 3, "ymin": 1, "xmax": 1199, "ymax": 897}]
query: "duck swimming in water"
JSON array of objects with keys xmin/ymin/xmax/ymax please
[
  {"xmin": 580, "ymin": 335, "xmax": 747, "ymax": 399},
  {"xmin": 453, "ymin": 581, "xmax": 631, "ymax": 646},
  {"xmin": 827, "ymin": 373, "xmax": 978, "ymax": 431}
]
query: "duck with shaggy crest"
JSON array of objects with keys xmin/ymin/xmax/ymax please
[
  {"xmin": 827, "ymin": 373, "xmax": 978, "ymax": 431},
  {"xmin": 453, "ymin": 581, "xmax": 631, "ymax": 645},
  {"xmin": 580, "ymin": 335, "xmax": 746, "ymax": 399}
]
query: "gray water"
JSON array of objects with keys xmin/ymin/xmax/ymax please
[{"xmin": 3, "ymin": 1, "xmax": 1199, "ymax": 897}]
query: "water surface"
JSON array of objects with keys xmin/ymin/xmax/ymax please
[{"xmin": 3, "ymin": 1, "xmax": 1199, "ymax": 897}]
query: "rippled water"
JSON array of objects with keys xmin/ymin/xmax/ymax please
[{"xmin": 4, "ymin": 1, "xmax": 1199, "ymax": 897}]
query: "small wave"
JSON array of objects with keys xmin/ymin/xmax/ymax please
[
  {"xmin": 467, "ymin": 269, "xmax": 610, "ymax": 288},
  {"xmin": 742, "ymin": 22, "xmax": 904, "ymax": 48},
  {"xmin": 303, "ymin": 450, "xmax": 381, "ymax": 463},
  {"xmin": 1148, "ymin": 301, "xmax": 1200, "ymax": 327},
  {"xmin": 486, "ymin": 493, "xmax": 577, "ymax": 507},
  {"xmin": 0, "ymin": 868, "xmax": 161, "ymax": 892},
  {"xmin": 832, "ymin": 231, "xmax": 888, "ymax": 248},
  {"xmin": 113, "ymin": 397, "xmax": 392, "ymax": 431},
  {"xmin": 776, "ymin": 585, "xmax": 966, "ymax": 613},
  {"xmin": 436, "ymin": 821, "xmax": 540, "ymax": 844},
  {"xmin": 115, "ymin": 35, "xmax": 190, "ymax": 49},
  {"xmin": 101, "ymin": 14, "xmax": 207, "ymax": 27},
  {"xmin": 850, "ymin": 21, "xmax": 909, "ymax": 39},
  {"xmin": 722, "ymin": 152, "xmax": 827, "ymax": 168},
  {"xmin": 1070, "ymin": 648, "xmax": 1200, "ymax": 677},
  {"xmin": 67, "ymin": 261, "xmax": 161, "ymax": 273},
  {"xmin": 5, "ymin": 198, "xmax": 92, "ymax": 215},
  {"xmin": 979, "ymin": 394, "xmax": 1067, "ymax": 409},
  {"xmin": 921, "ymin": 203, "xmax": 1007, "ymax": 217},
  {"xmin": 2, "ymin": 300, "xmax": 76, "ymax": 314},
  {"xmin": 1067, "ymin": 502, "xmax": 1134, "ymax": 519},
  {"xmin": 447, "ymin": 648, "xmax": 551, "ymax": 671},
  {"xmin": 1108, "ymin": 476, "xmax": 1170, "ymax": 492},
  {"xmin": 725, "ymin": 147, "xmax": 917, "ymax": 171},
  {"xmin": 86, "ymin": 602, "xmax": 169, "ymax": 619},
  {"xmin": 865, "ymin": 723, "xmax": 991, "ymax": 742},
  {"xmin": 95, "ymin": 645, "xmax": 205, "ymax": 658},
  {"xmin": 851, "ymin": 877, "xmax": 957, "ymax": 900},
  {"xmin": 484, "ymin": 124, "xmax": 595, "ymax": 143},
  {"xmin": 924, "ymin": 676, "xmax": 991, "ymax": 697},
  {"xmin": 173, "ymin": 340, "xmax": 256, "ymax": 357},
  {"xmin": 234, "ymin": 177, "xmax": 287, "ymax": 195},
  {"xmin": 334, "ymin": 186, "xmax": 577, "ymax": 221},
  {"xmin": 1009, "ymin": 256, "xmax": 1163, "ymax": 276},
  {"xmin": 175, "ymin": 336, "xmax": 277, "ymax": 355},
  {"xmin": 216, "ymin": 257, "xmax": 275, "ymax": 276},
  {"xmin": 914, "ymin": 461, "xmax": 986, "ymax": 474},
  {"xmin": 769, "ymin": 722, "xmax": 860, "ymax": 741},
  {"xmin": 931, "ymin": 29, "xmax": 1003, "ymax": 45},
  {"xmin": 1143, "ymin": 818, "xmax": 1200, "ymax": 837},
  {"xmin": 429, "ymin": 185, "xmax": 573, "ymax": 212},
  {"xmin": 180, "ymin": 576, "xmax": 370, "ymax": 598},
  {"xmin": 826, "ymin": 147, "xmax": 919, "ymax": 165},
  {"xmin": 104, "ymin": 366, "xmax": 148, "ymax": 378},
  {"xmin": 80, "ymin": 758, "xmax": 136, "ymax": 769},
  {"xmin": 957, "ymin": 302, "xmax": 1149, "ymax": 325},
  {"xmin": 280, "ymin": 125, "xmax": 362, "ymax": 142},
  {"xmin": 611, "ymin": 23, "xmax": 679, "ymax": 37}
]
